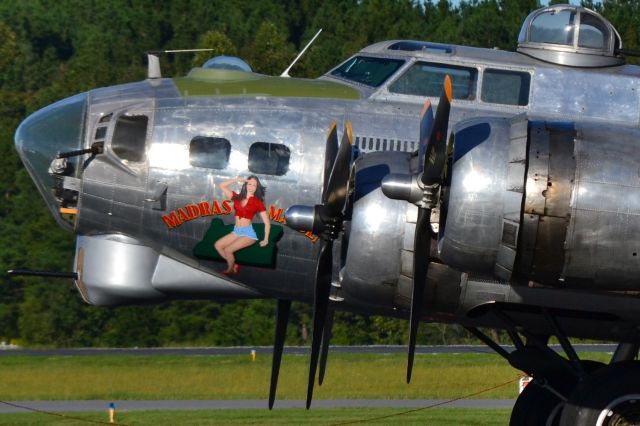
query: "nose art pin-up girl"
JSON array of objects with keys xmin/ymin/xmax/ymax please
[{"xmin": 214, "ymin": 175, "xmax": 270, "ymax": 274}]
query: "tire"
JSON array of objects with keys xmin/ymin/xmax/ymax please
[
  {"xmin": 510, "ymin": 360, "xmax": 605, "ymax": 426},
  {"xmin": 560, "ymin": 361, "xmax": 640, "ymax": 426},
  {"xmin": 510, "ymin": 381, "xmax": 564, "ymax": 426}
]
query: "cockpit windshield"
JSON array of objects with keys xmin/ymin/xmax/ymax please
[{"xmin": 330, "ymin": 56, "xmax": 404, "ymax": 87}]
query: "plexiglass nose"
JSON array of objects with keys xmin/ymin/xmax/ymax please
[{"xmin": 14, "ymin": 92, "xmax": 87, "ymax": 227}]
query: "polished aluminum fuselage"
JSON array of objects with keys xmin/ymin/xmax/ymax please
[{"xmin": 15, "ymin": 38, "xmax": 640, "ymax": 339}]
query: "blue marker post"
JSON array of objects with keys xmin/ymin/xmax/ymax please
[{"xmin": 108, "ymin": 402, "xmax": 115, "ymax": 423}]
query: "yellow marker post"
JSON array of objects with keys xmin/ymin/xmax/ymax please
[
  {"xmin": 250, "ymin": 349, "xmax": 256, "ymax": 361},
  {"xmin": 108, "ymin": 402, "xmax": 115, "ymax": 423}
]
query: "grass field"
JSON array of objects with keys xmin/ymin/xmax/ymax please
[
  {"xmin": 0, "ymin": 351, "xmax": 611, "ymax": 425},
  {"xmin": 0, "ymin": 352, "xmax": 536, "ymax": 400},
  {"xmin": 0, "ymin": 408, "xmax": 512, "ymax": 425}
]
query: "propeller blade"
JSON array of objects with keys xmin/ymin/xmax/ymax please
[
  {"xmin": 306, "ymin": 239, "xmax": 333, "ymax": 409},
  {"xmin": 323, "ymin": 122, "xmax": 353, "ymax": 216},
  {"xmin": 417, "ymin": 100, "xmax": 434, "ymax": 176},
  {"xmin": 422, "ymin": 75, "xmax": 452, "ymax": 185},
  {"xmin": 268, "ymin": 299, "xmax": 292, "ymax": 410},
  {"xmin": 407, "ymin": 207, "xmax": 431, "ymax": 383},
  {"xmin": 318, "ymin": 308, "xmax": 335, "ymax": 386},
  {"xmin": 322, "ymin": 122, "xmax": 339, "ymax": 201}
]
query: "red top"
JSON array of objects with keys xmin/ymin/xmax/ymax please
[{"xmin": 232, "ymin": 192, "xmax": 266, "ymax": 220}]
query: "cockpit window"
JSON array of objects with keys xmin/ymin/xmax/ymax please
[
  {"xmin": 330, "ymin": 56, "xmax": 404, "ymax": 87},
  {"xmin": 481, "ymin": 69, "xmax": 530, "ymax": 106},
  {"xmin": 530, "ymin": 9, "xmax": 576, "ymax": 46},
  {"xmin": 112, "ymin": 115, "xmax": 148, "ymax": 162},
  {"xmin": 388, "ymin": 62, "xmax": 477, "ymax": 100}
]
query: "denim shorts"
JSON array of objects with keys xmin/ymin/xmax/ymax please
[{"xmin": 233, "ymin": 225, "xmax": 258, "ymax": 240}]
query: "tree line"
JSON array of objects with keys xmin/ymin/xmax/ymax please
[{"xmin": 0, "ymin": 0, "xmax": 637, "ymax": 347}]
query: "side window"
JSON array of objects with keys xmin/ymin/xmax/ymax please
[
  {"xmin": 189, "ymin": 136, "xmax": 230, "ymax": 169},
  {"xmin": 248, "ymin": 142, "xmax": 290, "ymax": 176},
  {"xmin": 112, "ymin": 115, "xmax": 148, "ymax": 162},
  {"xmin": 388, "ymin": 62, "xmax": 478, "ymax": 100},
  {"xmin": 481, "ymin": 69, "xmax": 531, "ymax": 106}
]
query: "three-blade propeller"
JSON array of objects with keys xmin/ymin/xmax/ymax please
[
  {"xmin": 268, "ymin": 299, "xmax": 291, "ymax": 409},
  {"xmin": 272, "ymin": 76, "xmax": 452, "ymax": 407},
  {"xmin": 273, "ymin": 122, "xmax": 353, "ymax": 409},
  {"xmin": 306, "ymin": 123, "xmax": 352, "ymax": 408},
  {"xmin": 406, "ymin": 75, "xmax": 452, "ymax": 383}
]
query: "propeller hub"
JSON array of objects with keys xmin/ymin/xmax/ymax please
[{"xmin": 284, "ymin": 205, "xmax": 316, "ymax": 234}]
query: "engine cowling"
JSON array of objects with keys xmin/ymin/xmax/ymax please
[
  {"xmin": 440, "ymin": 116, "xmax": 640, "ymax": 290},
  {"xmin": 438, "ymin": 116, "xmax": 523, "ymax": 280},
  {"xmin": 339, "ymin": 151, "xmax": 412, "ymax": 310}
]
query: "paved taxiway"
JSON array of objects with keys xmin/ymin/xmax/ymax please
[
  {"xmin": 0, "ymin": 399, "xmax": 516, "ymax": 413},
  {"xmin": 0, "ymin": 344, "xmax": 614, "ymax": 414},
  {"xmin": 0, "ymin": 343, "xmax": 617, "ymax": 357}
]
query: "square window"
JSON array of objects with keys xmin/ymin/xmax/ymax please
[
  {"xmin": 389, "ymin": 62, "xmax": 477, "ymax": 100},
  {"xmin": 94, "ymin": 126, "xmax": 107, "ymax": 140},
  {"xmin": 248, "ymin": 142, "xmax": 290, "ymax": 176},
  {"xmin": 482, "ymin": 69, "xmax": 531, "ymax": 106},
  {"xmin": 112, "ymin": 115, "xmax": 148, "ymax": 162},
  {"xmin": 189, "ymin": 137, "xmax": 230, "ymax": 169}
]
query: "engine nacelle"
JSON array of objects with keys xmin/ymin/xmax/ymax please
[
  {"xmin": 339, "ymin": 151, "xmax": 413, "ymax": 310},
  {"xmin": 440, "ymin": 116, "xmax": 640, "ymax": 290},
  {"xmin": 438, "ymin": 117, "xmax": 523, "ymax": 280}
]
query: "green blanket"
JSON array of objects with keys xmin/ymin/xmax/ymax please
[{"xmin": 193, "ymin": 218, "xmax": 283, "ymax": 267}]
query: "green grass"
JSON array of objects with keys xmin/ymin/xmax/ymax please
[
  {"xmin": 0, "ymin": 352, "xmax": 612, "ymax": 401},
  {"xmin": 0, "ymin": 351, "xmax": 612, "ymax": 425},
  {"xmin": 0, "ymin": 408, "xmax": 512, "ymax": 425},
  {"xmin": 0, "ymin": 352, "xmax": 533, "ymax": 400}
]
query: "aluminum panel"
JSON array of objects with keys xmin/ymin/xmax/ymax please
[
  {"xmin": 545, "ymin": 129, "xmax": 575, "ymax": 217},
  {"xmin": 530, "ymin": 68, "xmax": 639, "ymax": 125},
  {"xmin": 439, "ymin": 118, "xmax": 522, "ymax": 276},
  {"xmin": 341, "ymin": 151, "xmax": 410, "ymax": 307},
  {"xmin": 524, "ymin": 124, "xmax": 549, "ymax": 215},
  {"xmin": 74, "ymin": 235, "xmax": 166, "ymax": 306},
  {"xmin": 562, "ymin": 125, "xmax": 640, "ymax": 289}
]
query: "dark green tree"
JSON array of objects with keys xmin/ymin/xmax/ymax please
[{"xmin": 192, "ymin": 31, "xmax": 238, "ymax": 67}]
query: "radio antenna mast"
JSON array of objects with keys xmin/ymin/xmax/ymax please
[{"xmin": 280, "ymin": 29, "xmax": 322, "ymax": 78}]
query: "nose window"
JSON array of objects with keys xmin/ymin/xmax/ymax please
[{"xmin": 112, "ymin": 115, "xmax": 148, "ymax": 162}]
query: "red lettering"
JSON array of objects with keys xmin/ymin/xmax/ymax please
[
  {"xmin": 177, "ymin": 208, "xmax": 190, "ymax": 222},
  {"xmin": 199, "ymin": 201, "xmax": 212, "ymax": 217},
  {"xmin": 304, "ymin": 231, "xmax": 319, "ymax": 243},
  {"xmin": 212, "ymin": 200, "xmax": 222, "ymax": 215},
  {"xmin": 162, "ymin": 211, "xmax": 182, "ymax": 229},
  {"xmin": 186, "ymin": 204, "xmax": 200, "ymax": 220},
  {"xmin": 221, "ymin": 200, "xmax": 232, "ymax": 215},
  {"xmin": 269, "ymin": 205, "xmax": 284, "ymax": 222}
]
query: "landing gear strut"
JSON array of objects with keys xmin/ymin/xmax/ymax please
[{"xmin": 465, "ymin": 307, "xmax": 640, "ymax": 426}]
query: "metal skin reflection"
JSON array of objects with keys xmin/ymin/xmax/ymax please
[{"xmin": 13, "ymin": 4, "xmax": 640, "ymax": 425}]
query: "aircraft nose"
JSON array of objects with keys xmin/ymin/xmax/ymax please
[{"xmin": 14, "ymin": 92, "xmax": 87, "ymax": 225}]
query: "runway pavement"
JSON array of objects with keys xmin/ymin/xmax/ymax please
[
  {"xmin": 0, "ymin": 343, "xmax": 617, "ymax": 357},
  {"xmin": 0, "ymin": 399, "xmax": 516, "ymax": 413}
]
